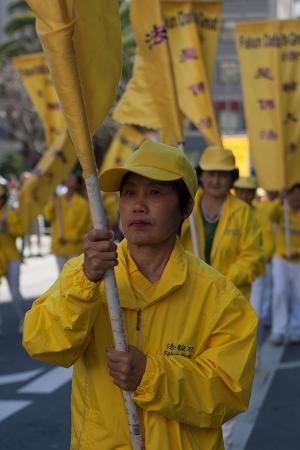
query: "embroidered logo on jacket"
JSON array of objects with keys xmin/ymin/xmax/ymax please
[
  {"xmin": 164, "ymin": 343, "xmax": 194, "ymax": 358},
  {"xmin": 224, "ymin": 228, "xmax": 240, "ymax": 236}
]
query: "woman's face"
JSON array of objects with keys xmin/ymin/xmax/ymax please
[
  {"xmin": 120, "ymin": 173, "xmax": 184, "ymax": 247},
  {"xmin": 235, "ymin": 188, "xmax": 256, "ymax": 206},
  {"xmin": 200, "ymin": 170, "xmax": 233, "ymax": 200}
]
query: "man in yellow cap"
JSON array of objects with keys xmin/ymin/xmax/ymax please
[
  {"xmin": 181, "ymin": 145, "xmax": 264, "ymax": 300},
  {"xmin": 234, "ymin": 176, "xmax": 275, "ymax": 353},
  {"xmin": 23, "ymin": 141, "xmax": 257, "ymax": 450}
]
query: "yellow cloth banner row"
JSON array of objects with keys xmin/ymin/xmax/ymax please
[
  {"xmin": 236, "ymin": 19, "xmax": 300, "ymax": 190},
  {"xmin": 115, "ymin": 0, "xmax": 222, "ymax": 146},
  {"xmin": 13, "ymin": 53, "xmax": 76, "ymax": 232}
]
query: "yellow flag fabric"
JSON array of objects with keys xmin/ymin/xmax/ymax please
[
  {"xmin": 13, "ymin": 53, "xmax": 65, "ymax": 146},
  {"xmin": 163, "ymin": 2, "xmax": 221, "ymax": 145},
  {"xmin": 126, "ymin": 1, "xmax": 221, "ymax": 146},
  {"xmin": 19, "ymin": 133, "xmax": 75, "ymax": 232},
  {"xmin": 113, "ymin": 53, "xmax": 161, "ymax": 131},
  {"xmin": 192, "ymin": 1, "xmax": 223, "ymax": 84},
  {"xmin": 13, "ymin": 53, "xmax": 76, "ymax": 232},
  {"xmin": 130, "ymin": 0, "xmax": 184, "ymax": 145},
  {"xmin": 236, "ymin": 19, "xmax": 300, "ymax": 190},
  {"xmin": 101, "ymin": 125, "xmax": 146, "ymax": 173},
  {"xmin": 27, "ymin": 0, "xmax": 122, "ymax": 177}
]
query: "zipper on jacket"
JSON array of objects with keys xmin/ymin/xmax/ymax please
[{"xmin": 136, "ymin": 307, "xmax": 142, "ymax": 331}]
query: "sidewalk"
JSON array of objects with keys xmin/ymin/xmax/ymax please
[{"xmin": 0, "ymin": 235, "xmax": 58, "ymax": 304}]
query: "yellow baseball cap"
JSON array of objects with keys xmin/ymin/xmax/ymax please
[
  {"xmin": 99, "ymin": 140, "xmax": 198, "ymax": 198},
  {"xmin": 234, "ymin": 176, "xmax": 257, "ymax": 190},
  {"xmin": 199, "ymin": 145, "xmax": 236, "ymax": 171}
]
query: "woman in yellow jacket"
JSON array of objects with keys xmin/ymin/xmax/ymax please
[
  {"xmin": 181, "ymin": 146, "xmax": 264, "ymax": 300},
  {"xmin": 44, "ymin": 173, "xmax": 92, "ymax": 273},
  {"xmin": 234, "ymin": 176, "xmax": 275, "ymax": 350},
  {"xmin": 0, "ymin": 183, "xmax": 25, "ymax": 334},
  {"xmin": 23, "ymin": 141, "xmax": 257, "ymax": 450}
]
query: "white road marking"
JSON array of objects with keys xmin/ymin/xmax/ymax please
[
  {"xmin": 18, "ymin": 366, "xmax": 72, "ymax": 394},
  {"xmin": 0, "ymin": 369, "xmax": 43, "ymax": 385},
  {"xmin": 0, "ymin": 400, "xmax": 32, "ymax": 423}
]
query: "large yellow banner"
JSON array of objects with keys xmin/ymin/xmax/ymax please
[
  {"xmin": 120, "ymin": 1, "xmax": 221, "ymax": 146},
  {"xmin": 130, "ymin": 0, "xmax": 184, "ymax": 145},
  {"xmin": 13, "ymin": 53, "xmax": 76, "ymax": 232},
  {"xmin": 163, "ymin": 1, "xmax": 221, "ymax": 145},
  {"xmin": 236, "ymin": 19, "xmax": 300, "ymax": 190},
  {"xmin": 13, "ymin": 53, "xmax": 65, "ymax": 145}
]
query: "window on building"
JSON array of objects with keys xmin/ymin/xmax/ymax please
[
  {"xmin": 292, "ymin": 0, "xmax": 300, "ymax": 16},
  {"xmin": 217, "ymin": 59, "xmax": 240, "ymax": 85},
  {"xmin": 216, "ymin": 101, "xmax": 244, "ymax": 133},
  {"xmin": 220, "ymin": 20, "xmax": 236, "ymax": 43}
]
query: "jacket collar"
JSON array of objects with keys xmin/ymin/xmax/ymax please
[{"xmin": 114, "ymin": 238, "xmax": 188, "ymax": 310}]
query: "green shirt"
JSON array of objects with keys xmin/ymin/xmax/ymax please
[{"xmin": 201, "ymin": 213, "xmax": 219, "ymax": 265}]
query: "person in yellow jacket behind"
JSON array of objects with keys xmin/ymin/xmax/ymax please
[
  {"xmin": 181, "ymin": 145, "xmax": 264, "ymax": 300},
  {"xmin": 44, "ymin": 173, "xmax": 92, "ymax": 273},
  {"xmin": 0, "ymin": 182, "xmax": 26, "ymax": 335},
  {"xmin": 23, "ymin": 141, "xmax": 257, "ymax": 450},
  {"xmin": 234, "ymin": 176, "xmax": 275, "ymax": 353},
  {"xmin": 268, "ymin": 183, "xmax": 300, "ymax": 345}
]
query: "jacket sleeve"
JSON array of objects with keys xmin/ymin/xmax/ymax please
[
  {"xmin": 133, "ymin": 294, "xmax": 257, "ymax": 429},
  {"xmin": 23, "ymin": 256, "xmax": 101, "ymax": 368},
  {"xmin": 7, "ymin": 210, "xmax": 24, "ymax": 237},
  {"xmin": 43, "ymin": 199, "xmax": 55, "ymax": 222},
  {"xmin": 226, "ymin": 207, "xmax": 265, "ymax": 286}
]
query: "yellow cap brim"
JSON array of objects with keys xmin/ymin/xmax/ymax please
[{"xmin": 100, "ymin": 166, "xmax": 182, "ymax": 192}]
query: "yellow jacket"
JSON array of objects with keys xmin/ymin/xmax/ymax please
[
  {"xmin": 270, "ymin": 204, "xmax": 300, "ymax": 261},
  {"xmin": 23, "ymin": 239, "xmax": 257, "ymax": 450},
  {"xmin": 0, "ymin": 207, "xmax": 23, "ymax": 267},
  {"xmin": 181, "ymin": 190, "xmax": 264, "ymax": 299},
  {"xmin": 44, "ymin": 193, "xmax": 91, "ymax": 256},
  {"xmin": 253, "ymin": 207, "xmax": 275, "ymax": 263}
]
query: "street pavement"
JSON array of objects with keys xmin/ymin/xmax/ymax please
[{"xmin": 1, "ymin": 237, "xmax": 300, "ymax": 449}]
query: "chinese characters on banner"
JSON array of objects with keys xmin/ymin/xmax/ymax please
[
  {"xmin": 128, "ymin": 0, "xmax": 222, "ymax": 146},
  {"xmin": 13, "ymin": 53, "xmax": 76, "ymax": 232},
  {"xmin": 162, "ymin": 2, "xmax": 221, "ymax": 145},
  {"xmin": 236, "ymin": 20, "xmax": 300, "ymax": 190}
]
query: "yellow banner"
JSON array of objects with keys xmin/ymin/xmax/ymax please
[
  {"xmin": 101, "ymin": 125, "xmax": 146, "ymax": 173},
  {"xmin": 130, "ymin": 0, "xmax": 184, "ymax": 145},
  {"xmin": 163, "ymin": 2, "xmax": 221, "ymax": 145},
  {"xmin": 113, "ymin": 52, "xmax": 161, "ymax": 131},
  {"xmin": 13, "ymin": 53, "xmax": 76, "ymax": 232},
  {"xmin": 236, "ymin": 19, "xmax": 300, "ymax": 190},
  {"xmin": 19, "ymin": 133, "xmax": 76, "ymax": 231},
  {"xmin": 13, "ymin": 53, "xmax": 65, "ymax": 146},
  {"xmin": 193, "ymin": 2, "xmax": 223, "ymax": 84}
]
